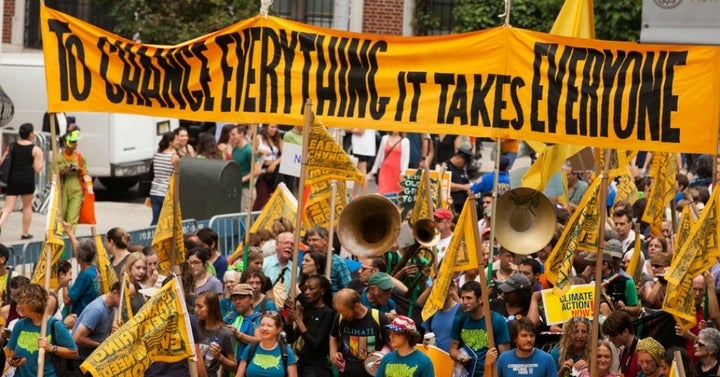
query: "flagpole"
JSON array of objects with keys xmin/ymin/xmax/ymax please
[
  {"xmin": 486, "ymin": 138, "xmax": 502, "ymax": 284},
  {"xmin": 325, "ymin": 181, "xmax": 337, "ymax": 279},
  {"xmin": 423, "ymin": 165, "xmax": 433, "ymax": 213},
  {"xmin": 116, "ymin": 272, "xmax": 126, "ymax": 326},
  {"xmin": 469, "ymin": 195, "xmax": 497, "ymax": 377},
  {"xmin": 590, "ymin": 149, "xmax": 611, "ymax": 377},
  {"xmin": 174, "ymin": 274, "xmax": 199, "ymax": 377},
  {"xmin": 289, "ymin": 99, "xmax": 313, "ymax": 300},
  {"xmin": 49, "ymin": 115, "xmax": 62, "ymax": 214},
  {"xmin": 243, "ymin": 124, "xmax": 260, "ymax": 271}
]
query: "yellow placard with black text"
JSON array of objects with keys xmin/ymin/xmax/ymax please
[{"xmin": 541, "ymin": 284, "xmax": 595, "ymax": 325}]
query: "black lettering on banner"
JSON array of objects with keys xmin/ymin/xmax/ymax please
[
  {"xmin": 335, "ymin": 36, "xmax": 350, "ymax": 117},
  {"xmin": 137, "ymin": 46, "xmax": 168, "ymax": 108},
  {"xmin": 492, "ymin": 74, "xmax": 511, "ymax": 128},
  {"xmin": 564, "ymin": 47, "xmax": 587, "ymax": 135},
  {"xmin": 347, "ymin": 38, "xmax": 371, "ymax": 118},
  {"xmin": 98, "ymin": 37, "xmax": 124, "ymax": 104},
  {"xmin": 279, "ymin": 29, "xmax": 298, "ymax": 114},
  {"xmin": 578, "ymin": 48, "xmax": 603, "ymax": 136},
  {"xmin": 191, "ymin": 42, "xmax": 215, "ymax": 111},
  {"xmin": 613, "ymin": 51, "xmax": 643, "ymax": 139},
  {"xmin": 260, "ymin": 27, "xmax": 280, "ymax": 113},
  {"xmin": 435, "ymin": 73, "xmax": 454, "ymax": 123},
  {"xmin": 637, "ymin": 51, "xmax": 665, "ymax": 141},
  {"xmin": 155, "ymin": 47, "xmax": 188, "ymax": 110},
  {"xmin": 395, "ymin": 71, "xmax": 426, "ymax": 122},
  {"xmin": 546, "ymin": 45, "xmax": 572, "ymax": 134},
  {"xmin": 317, "ymin": 35, "xmax": 338, "ymax": 115},
  {"xmin": 298, "ymin": 31, "xmax": 316, "ymax": 114},
  {"xmin": 47, "ymin": 19, "xmax": 91, "ymax": 101},
  {"xmin": 471, "ymin": 74, "xmax": 495, "ymax": 127},
  {"xmin": 510, "ymin": 76, "xmax": 525, "ymax": 130},
  {"xmin": 217, "ymin": 32, "xmax": 241, "ymax": 112},
  {"xmin": 117, "ymin": 41, "xmax": 145, "ymax": 106},
  {"xmin": 446, "ymin": 74, "xmax": 468, "ymax": 125},
  {"xmin": 531, "ymin": 43, "xmax": 551, "ymax": 132},
  {"xmin": 600, "ymin": 51, "xmax": 626, "ymax": 137},
  {"xmin": 395, "ymin": 71, "xmax": 407, "ymax": 121},
  {"xmin": 367, "ymin": 40, "xmax": 389, "ymax": 119},
  {"xmin": 243, "ymin": 27, "xmax": 261, "ymax": 113},
  {"xmin": 661, "ymin": 52, "xmax": 686, "ymax": 143}
]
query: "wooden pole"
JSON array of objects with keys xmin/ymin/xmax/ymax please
[
  {"xmin": 243, "ymin": 124, "xmax": 260, "ymax": 270},
  {"xmin": 289, "ymin": 100, "xmax": 313, "ymax": 300},
  {"xmin": 49, "ymin": 115, "xmax": 61, "ymax": 213},
  {"xmin": 174, "ymin": 274, "xmax": 199, "ymax": 377},
  {"xmin": 469, "ymin": 196, "xmax": 497, "ymax": 377},
  {"xmin": 590, "ymin": 149, "xmax": 611, "ymax": 377},
  {"xmin": 36, "ymin": 242, "xmax": 53, "ymax": 377},
  {"xmin": 170, "ymin": 170, "xmax": 179, "ymax": 271},
  {"xmin": 325, "ymin": 181, "xmax": 337, "ymax": 279},
  {"xmin": 486, "ymin": 138, "xmax": 502, "ymax": 284}
]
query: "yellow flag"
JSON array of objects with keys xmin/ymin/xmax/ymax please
[
  {"xmin": 151, "ymin": 174, "xmax": 184, "ymax": 275},
  {"xmin": 422, "ymin": 199, "xmax": 477, "ymax": 321},
  {"xmin": 545, "ymin": 176, "xmax": 602, "ymax": 295},
  {"xmin": 81, "ymin": 277, "xmax": 194, "ymax": 375},
  {"xmin": 664, "ymin": 186, "xmax": 720, "ymax": 329},
  {"xmin": 302, "ymin": 180, "xmax": 348, "ymax": 230},
  {"xmin": 249, "ymin": 182, "xmax": 297, "ymax": 233},
  {"xmin": 625, "ymin": 231, "xmax": 644, "ymax": 287},
  {"xmin": 521, "ymin": 0, "xmax": 595, "ymax": 191},
  {"xmin": 410, "ymin": 170, "xmax": 432, "ymax": 225},
  {"xmin": 550, "ymin": 0, "xmax": 595, "ymax": 38},
  {"xmin": 673, "ymin": 205, "xmax": 696, "ymax": 264},
  {"xmin": 31, "ymin": 181, "xmax": 65, "ymax": 288},
  {"xmin": 594, "ymin": 149, "xmax": 638, "ymax": 179},
  {"xmin": 642, "ymin": 152, "xmax": 679, "ymax": 235},
  {"xmin": 94, "ymin": 234, "xmax": 118, "ymax": 294},
  {"xmin": 614, "ymin": 172, "xmax": 639, "ymax": 207},
  {"xmin": 305, "ymin": 113, "xmax": 364, "ymax": 186}
]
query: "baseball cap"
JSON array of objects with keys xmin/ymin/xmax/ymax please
[
  {"xmin": 498, "ymin": 273, "xmax": 531, "ymax": 293},
  {"xmin": 434, "ymin": 208, "xmax": 453, "ymax": 221},
  {"xmin": 66, "ymin": 116, "xmax": 76, "ymax": 124},
  {"xmin": 603, "ymin": 239, "xmax": 624, "ymax": 259},
  {"xmin": 386, "ymin": 315, "xmax": 417, "ymax": 332},
  {"xmin": 456, "ymin": 147, "xmax": 473, "ymax": 163},
  {"xmin": 230, "ymin": 283, "xmax": 254, "ymax": 297},
  {"xmin": 499, "ymin": 156, "xmax": 510, "ymax": 171},
  {"xmin": 66, "ymin": 130, "xmax": 81, "ymax": 142},
  {"xmin": 368, "ymin": 272, "xmax": 394, "ymax": 290}
]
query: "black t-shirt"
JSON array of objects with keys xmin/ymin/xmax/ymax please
[{"xmin": 330, "ymin": 308, "xmax": 390, "ymax": 377}]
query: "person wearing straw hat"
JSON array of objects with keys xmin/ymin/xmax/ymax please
[{"xmin": 374, "ymin": 315, "xmax": 434, "ymax": 377}]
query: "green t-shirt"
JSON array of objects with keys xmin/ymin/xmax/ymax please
[{"xmin": 232, "ymin": 143, "xmax": 253, "ymax": 188}]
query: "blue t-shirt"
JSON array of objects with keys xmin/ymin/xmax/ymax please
[
  {"xmin": 497, "ymin": 348, "xmax": 558, "ymax": 377},
  {"xmin": 376, "ymin": 349, "xmax": 435, "ymax": 377},
  {"xmin": 68, "ymin": 265, "xmax": 101, "ymax": 315},
  {"xmin": 213, "ymin": 255, "xmax": 229, "ymax": 282},
  {"xmin": 450, "ymin": 311, "xmax": 511, "ymax": 377},
  {"xmin": 8, "ymin": 317, "xmax": 77, "ymax": 377},
  {"xmin": 470, "ymin": 171, "xmax": 511, "ymax": 195},
  {"xmin": 72, "ymin": 295, "xmax": 114, "ymax": 360},
  {"xmin": 422, "ymin": 302, "xmax": 460, "ymax": 352},
  {"xmin": 233, "ymin": 312, "xmax": 261, "ymax": 360},
  {"xmin": 241, "ymin": 343, "xmax": 297, "ymax": 377},
  {"xmin": 220, "ymin": 297, "xmax": 235, "ymax": 324},
  {"xmin": 361, "ymin": 291, "xmax": 397, "ymax": 314}
]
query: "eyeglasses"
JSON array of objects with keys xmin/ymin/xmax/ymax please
[{"xmin": 188, "ymin": 260, "xmax": 203, "ymax": 266}]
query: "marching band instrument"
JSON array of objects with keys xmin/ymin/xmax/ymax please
[
  {"xmin": 494, "ymin": 187, "xmax": 557, "ymax": 255},
  {"xmin": 338, "ymin": 195, "xmax": 401, "ymax": 258}
]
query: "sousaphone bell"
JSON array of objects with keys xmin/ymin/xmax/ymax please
[
  {"xmin": 338, "ymin": 195, "xmax": 402, "ymax": 258},
  {"xmin": 494, "ymin": 187, "xmax": 557, "ymax": 255}
]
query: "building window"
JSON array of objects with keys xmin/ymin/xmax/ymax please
[
  {"xmin": 273, "ymin": 0, "xmax": 333, "ymax": 28},
  {"xmin": 25, "ymin": 0, "xmax": 114, "ymax": 49},
  {"xmin": 418, "ymin": 0, "xmax": 456, "ymax": 36}
]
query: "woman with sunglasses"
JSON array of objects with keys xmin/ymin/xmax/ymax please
[
  {"xmin": 237, "ymin": 311, "xmax": 298, "ymax": 377},
  {"xmin": 285, "ymin": 275, "xmax": 335, "ymax": 377},
  {"xmin": 694, "ymin": 328, "xmax": 720, "ymax": 377},
  {"xmin": 641, "ymin": 253, "xmax": 671, "ymax": 310},
  {"xmin": 551, "ymin": 317, "xmax": 591, "ymax": 376}
]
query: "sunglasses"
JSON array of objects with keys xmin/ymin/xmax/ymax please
[{"xmin": 571, "ymin": 317, "xmax": 591, "ymax": 324}]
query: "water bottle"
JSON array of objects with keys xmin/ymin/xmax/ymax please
[{"xmin": 205, "ymin": 337, "xmax": 219, "ymax": 362}]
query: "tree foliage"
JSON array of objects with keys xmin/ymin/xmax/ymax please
[
  {"xmin": 450, "ymin": 0, "xmax": 641, "ymax": 41},
  {"xmin": 97, "ymin": 0, "xmax": 261, "ymax": 45}
]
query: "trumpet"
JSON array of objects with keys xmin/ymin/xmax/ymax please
[{"xmin": 391, "ymin": 219, "xmax": 438, "ymax": 293}]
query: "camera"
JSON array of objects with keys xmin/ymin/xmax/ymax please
[{"xmin": 69, "ymin": 165, "xmax": 78, "ymax": 172}]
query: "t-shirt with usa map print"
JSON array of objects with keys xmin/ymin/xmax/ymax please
[
  {"xmin": 241, "ymin": 343, "xmax": 297, "ymax": 377},
  {"xmin": 376, "ymin": 349, "xmax": 435, "ymax": 377}
]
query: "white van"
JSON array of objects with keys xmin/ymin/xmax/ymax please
[{"xmin": 0, "ymin": 51, "xmax": 179, "ymax": 191}]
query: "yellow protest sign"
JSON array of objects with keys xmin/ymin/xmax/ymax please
[
  {"xmin": 81, "ymin": 278, "xmax": 194, "ymax": 375},
  {"xmin": 151, "ymin": 175, "xmax": 184, "ymax": 275},
  {"xmin": 31, "ymin": 181, "xmax": 64, "ymax": 289},
  {"xmin": 249, "ymin": 182, "xmax": 297, "ymax": 233},
  {"xmin": 399, "ymin": 169, "xmax": 451, "ymax": 214},
  {"xmin": 40, "ymin": 5, "xmax": 720, "ymax": 153},
  {"xmin": 302, "ymin": 180, "xmax": 348, "ymax": 230},
  {"xmin": 541, "ymin": 284, "xmax": 595, "ymax": 325},
  {"xmin": 306, "ymin": 113, "xmax": 364, "ymax": 185},
  {"xmin": 94, "ymin": 234, "xmax": 118, "ymax": 294},
  {"xmin": 642, "ymin": 152, "xmax": 679, "ymax": 235}
]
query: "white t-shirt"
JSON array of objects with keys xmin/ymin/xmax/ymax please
[{"xmin": 351, "ymin": 129, "xmax": 376, "ymax": 157}]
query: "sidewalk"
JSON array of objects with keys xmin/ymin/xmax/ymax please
[{"xmin": 0, "ymin": 200, "xmax": 151, "ymax": 244}]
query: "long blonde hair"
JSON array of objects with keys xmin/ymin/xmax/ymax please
[{"xmin": 558, "ymin": 317, "xmax": 591, "ymax": 363}]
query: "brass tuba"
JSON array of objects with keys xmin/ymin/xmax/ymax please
[
  {"xmin": 494, "ymin": 187, "xmax": 557, "ymax": 255},
  {"xmin": 338, "ymin": 195, "xmax": 402, "ymax": 258}
]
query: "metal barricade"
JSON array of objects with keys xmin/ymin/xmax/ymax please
[
  {"xmin": 127, "ymin": 219, "xmax": 200, "ymax": 248},
  {"xmin": 207, "ymin": 211, "xmax": 261, "ymax": 257}
]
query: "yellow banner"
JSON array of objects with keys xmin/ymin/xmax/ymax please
[
  {"xmin": 94, "ymin": 234, "xmax": 118, "ymax": 294},
  {"xmin": 249, "ymin": 182, "xmax": 297, "ymax": 233},
  {"xmin": 422, "ymin": 199, "xmax": 476, "ymax": 321},
  {"xmin": 399, "ymin": 169, "xmax": 451, "ymax": 217},
  {"xmin": 409, "ymin": 170, "xmax": 432, "ymax": 225},
  {"xmin": 673, "ymin": 205, "xmax": 695, "ymax": 265},
  {"xmin": 81, "ymin": 278, "xmax": 194, "ymax": 375},
  {"xmin": 39, "ymin": 6, "xmax": 720, "ymax": 153},
  {"xmin": 545, "ymin": 176, "xmax": 602, "ymax": 295},
  {"xmin": 540, "ymin": 284, "xmax": 595, "ymax": 325},
  {"xmin": 642, "ymin": 152, "xmax": 679, "ymax": 235},
  {"xmin": 151, "ymin": 175, "xmax": 184, "ymax": 275},
  {"xmin": 31, "ymin": 182, "xmax": 64, "ymax": 289},
  {"xmin": 614, "ymin": 171, "xmax": 639, "ymax": 206},
  {"xmin": 306, "ymin": 114, "xmax": 364, "ymax": 185}
]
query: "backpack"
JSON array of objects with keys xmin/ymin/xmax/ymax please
[{"xmin": 246, "ymin": 338, "xmax": 289, "ymax": 377}]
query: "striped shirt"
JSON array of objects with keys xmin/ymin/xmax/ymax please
[{"xmin": 149, "ymin": 151, "xmax": 174, "ymax": 197}]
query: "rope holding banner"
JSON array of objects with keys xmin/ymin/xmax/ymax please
[{"xmin": 260, "ymin": 0, "xmax": 273, "ymax": 18}]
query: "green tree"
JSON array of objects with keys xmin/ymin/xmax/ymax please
[
  {"xmin": 97, "ymin": 0, "xmax": 261, "ymax": 45},
  {"xmin": 430, "ymin": 0, "xmax": 641, "ymax": 41}
]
